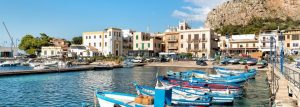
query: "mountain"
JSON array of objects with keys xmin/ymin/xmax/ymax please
[{"xmin": 205, "ymin": 0, "xmax": 300, "ymax": 31}]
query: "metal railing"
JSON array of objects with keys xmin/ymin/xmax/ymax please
[{"xmin": 275, "ymin": 64, "xmax": 300, "ymax": 89}]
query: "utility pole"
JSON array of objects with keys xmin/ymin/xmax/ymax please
[{"xmin": 279, "ymin": 30, "xmax": 285, "ymax": 74}]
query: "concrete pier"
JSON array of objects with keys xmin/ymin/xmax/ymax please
[
  {"xmin": 267, "ymin": 64, "xmax": 299, "ymax": 107},
  {"xmin": 0, "ymin": 66, "xmax": 113, "ymax": 76}
]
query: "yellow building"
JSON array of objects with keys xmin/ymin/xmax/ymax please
[
  {"xmin": 162, "ymin": 21, "xmax": 218, "ymax": 58},
  {"xmin": 284, "ymin": 29, "xmax": 300, "ymax": 54},
  {"xmin": 132, "ymin": 32, "xmax": 163, "ymax": 57}
]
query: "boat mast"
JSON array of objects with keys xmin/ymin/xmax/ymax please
[{"xmin": 2, "ymin": 22, "xmax": 15, "ymax": 57}]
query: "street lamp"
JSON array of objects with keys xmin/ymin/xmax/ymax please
[{"xmin": 279, "ymin": 30, "xmax": 285, "ymax": 74}]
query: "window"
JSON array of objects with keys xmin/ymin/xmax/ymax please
[
  {"xmin": 181, "ymin": 35, "xmax": 183, "ymax": 39},
  {"xmin": 253, "ymin": 43, "xmax": 255, "ymax": 47},
  {"xmin": 287, "ymin": 35, "xmax": 290, "ymax": 39},
  {"xmin": 293, "ymin": 43, "xmax": 299, "ymax": 47},
  {"xmin": 287, "ymin": 43, "xmax": 290, "ymax": 47},
  {"xmin": 194, "ymin": 34, "xmax": 199, "ymax": 40},
  {"xmin": 148, "ymin": 43, "xmax": 150, "ymax": 48},
  {"xmin": 94, "ymin": 43, "xmax": 96, "ymax": 47},
  {"xmin": 202, "ymin": 34, "xmax": 206, "ymax": 40},
  {"xmin": 188, "ymin": 44, "xmax": 191, "ymax": 50},
  {"xmin": 44, "ymin": 51, "xmax": 47, "ymax": 55},
  {"xmin": 188, "ymin": 34, "xmax": 191, "ymax": 41},
  {"xmin": 89, "ymin": 36, "xmax": 91, "ymax": 39},
  {"xmin": 202, "ymin": 43, "xmax": 205, "ymax": 49},
  {"xmin": 99, "ymin": 35, "xmax": 101, "ymax": 38},
  {"xmin": 99, "ymin": 43, "xmax": 101, "ymax": 47},
  {"xmin": 109, "ymin": 32, "xmax": 111, "ymax": 36},
  {"xmin": 105, "ymin": 35, "xmax": 107, "ymax": 38},
  {"xmin": 136, "ymin": 43, "xmax": 138, "ymax": 48},
  {"xmin": 89, "ymin": 43, "xmax": 91, "ymax": 46},
  {"xmin": 142, "ymin": 43, "xmax": 144, "ymax": 49},
  {"xmin": 94, "ymin": 35, "xmax": 96, "ymax": 39},
  {"xmin": 292, "ymin": 35, "xmax": 300, "ymax": 40},
  {"xmin": 194, "ymin": 44, "xmax": 199, "ymax": 49},
  {"xmin": 263, "ymin": 43, "xmax": 266, "ymax": 47},
  {"xmin": 158, "ymin": 44, "xmax": 160, "ymax": 48},
  {"xmin": 51, "ymin": 50, "xmax": 54, "ymax": 55},
  {"xmin": 181, "ymin": 44, "xmax": 183, "ymax": 48},
  {"xmin": 105, "ymin": 42, "xmax": 107, "ymax": 47},
  {"xmin": 86, "ymin": 36, "xmax": 88, "ymax": 39},
  {"xmin": 246, "ymin": 44, "xmax": 248, "ymax": 47},
  {"xmin": 154, "ymin": 43, "xmax": 156, "ymax": 48},
  {"xmin": 240, "ymin": 45, "xmax": 243, "ymax": 48},
  {"xmin": 136, "ymin": 35, "xmax": 138, "ymax": 40}
]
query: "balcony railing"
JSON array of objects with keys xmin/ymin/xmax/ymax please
[
  {"xmin": 168, "ymin": 39, "xmax": 178, "ymax": 42},
  {"xmin": 168, "ymin": 46, "xmax": 178, "ymax": 50},
  {"xmin": 188, "ymin": 48, "xmax": 207, "ymax": 52}
]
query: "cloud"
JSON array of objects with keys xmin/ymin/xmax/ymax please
[{"xmin": 172, "ymin": 0, "xmax": 227, "ymax": 22}]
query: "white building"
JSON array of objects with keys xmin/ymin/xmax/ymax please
[
  {"xmin": 82, "ymin": 28, "xmax": 123, "ymax": 56},
  {"xmin": 41, "ymin": 46, "xmax": 63, "ymax": 58},
  {"xmin": 259, "ymin": 30, "xmax": 279, "ymax": 53},
  {"xmin": 68, "ymin": 45, "xmax": 99, "ymax": 57}
]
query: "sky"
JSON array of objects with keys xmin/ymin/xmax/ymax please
[{"xmin": 0, "ymin": 0, "xmax": 226, "ymax": 46}]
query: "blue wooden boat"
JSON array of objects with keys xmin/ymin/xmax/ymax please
[
  {"xmin": 213, "ymin": 67, "xmax": 257, "ymax": 79},
  {"xmin": 133, "ymin": 83, "xmax": 235, "ymax": 104},
  {"xmin": 133, "ymin": 83, "xmax": 212, "ymax": 106},
  {"xmin": 158, "ymin": 76, "xmax": 244, "ymax": 97}
]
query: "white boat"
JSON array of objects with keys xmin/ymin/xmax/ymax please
[
  {"xmin": 123, "ymin": 59, "xmax": 134, "ymax": 68},
  {"xmin": 96, "ymin": 91, "xmax": 154, "ymax": 107},
  {"xmin": 33, "ymin": 65, "xmax": 49, "ymax": 70},
  {"xmin": 0, "ymin": 60, "xmax": 20, "ymax": 67},
  {"xmin": 44, "ymin": 60, "xmax": 58, "ymax": 66}
]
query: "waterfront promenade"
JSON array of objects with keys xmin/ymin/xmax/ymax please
[
  {"xmin": 268, "ymin": 63, "xmax": 300, "ymax": 107},
  {"xmin": 146, "ymin": 61, "xmax": 268, "ymax": 71}
]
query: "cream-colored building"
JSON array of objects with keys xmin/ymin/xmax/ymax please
[
  {"xmin": 162, "ymin": 21, "xmax": 218, "ymax": 58},
  {"xmin": 283, "ymin": 29, "xmax": 300, "ymax": 55},
  {"xmin": 82, "ymin": 28, "xmax": 123, "ymax": 56},
  {"xmin": 132, "ymin": 32, "xmax": 163, "ymax": 57},
  {"xmin": 219, "ymin": 34, "xmax": 259, "ymax": 55},
  {"xmin": 41, "ymin": 46, "xmax": 63, "ymax": 58}
]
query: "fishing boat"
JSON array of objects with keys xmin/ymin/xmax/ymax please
[
  {"xmin": 123, "ymin": 59, "xmax": 134, "ymax": 68},
  {"xmin": 133, "ymin": 83, "xmax": 235, "ymax": 104},
  {"xmin": 228, "ymin": 58, "xmax": 240, "ymax": 64},
  {"xmin": 246, "ymin": 58, "xmax": 257, "ymax": 65},
  {"xmin": 96, "ymin": 91, "xmax": 155, "ymax": 107},
  {"xmin": 239, "ymin": 59, "xmax": 247, "ymax": 65},
  {"xmin": 214, "ymin": 67, "xmax": 245, "ymax": 75},
  {"xmin": 158, "ymin": 76, "xmax": 243, "ymax": 97},
  {"xmin": 220, "ymin": 58, "xmax": 231, "ymax": 65},
  {"xmin": 0, "ymin": 60, "xmax": 20, "ymax": 67},
  {"xmin": 133, "ymin": 85, "xmax": 212, "ymax": 106}
]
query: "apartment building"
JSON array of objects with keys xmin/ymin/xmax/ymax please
[
  {"xmin": 122, "ymin": 29, "xmax": 135, "ymax": 56},
  {"xmin": 132, "ymin": 32, "xmax": 163, "ymax": 57},
  {"xmin": 163, "ymin": 21, "xmax": 218, "ymax": 58},
  {"xmin": 283, "ymin": 29, "xmax": 300, "ymax": 54},
  {"xmin": 82, "ymin": 28, "xmax": 123, "ymax": 56},
  {"xmin": 258, "ymin": 30, "xmax": 279, "ymax": 53},
  {"xmin": 223, "ymin": 34, "xmax": 259, "ymax": 55}
]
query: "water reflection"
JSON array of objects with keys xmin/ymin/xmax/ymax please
[{"xmin": 0, "ymin": 66, "xmax": 269, "ymax": 106}]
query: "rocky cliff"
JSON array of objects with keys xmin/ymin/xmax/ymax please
[{"xmin": 206, "ymin": 0, "xmax": 300, "ymax": 29}]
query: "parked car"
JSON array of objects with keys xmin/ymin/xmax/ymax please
[{"xmin": 132, "ymin": 57, "xmax": 143, "ymax": 63}]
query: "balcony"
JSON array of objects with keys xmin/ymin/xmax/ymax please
[
  {"xmin": 168, "ymin": 39, "xmax": 178, "ymax": 42},
  {"xmin": 188, "ymin": 48, "xmax": 207, "ymax": 52},
  {"xmin": 187, "ymin": 39, "xmax": 193, "ymax": 43},
  {"xmin": 168, "ymin": 46, "xmax": 178, "ymax": 50}
]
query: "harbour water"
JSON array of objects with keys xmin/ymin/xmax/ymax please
[{"xmin": 0, "ymin": 66, "xmax": 270, "ymax": 106}]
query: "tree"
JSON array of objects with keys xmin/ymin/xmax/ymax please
[
  {"xmin": 19, "ymin": 33, "xmax": 53, "ymax": 55},
  {"xmin": 72, "ymin": 36, "xmax": 82, "ymax": 45},
  {"xmin": 19, "ymin": 35, "xmax": 38, "ymax": 55}
]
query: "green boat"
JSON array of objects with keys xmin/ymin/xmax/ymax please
[{"xmin": 239, "ymin": 59, "xmax": 247, "ymax": 65}]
